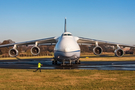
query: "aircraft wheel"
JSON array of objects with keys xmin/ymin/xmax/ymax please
[
  {"xmin": 78, "ymin": 60, "xmax": 81, "ymax": 64},
  {"xmin": 75, "ymin": 60, "xmax": 80, "ymax": 64},
  {"xmin": 75, "ymin": 61, "xmax": 77, "ymax": 64},
  {"xmin": 55, "ymin": 61, "xmax": 57, "ymax": 64},
  {"xmin": 52, "ymin": 61, "xmax": 54, "ymax": 64}
]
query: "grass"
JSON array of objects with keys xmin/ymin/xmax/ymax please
[
  {"xmin": 0, "ymin": 54, "xmax": 135, "ymax": 89},
  {"xmin": 80, "ymin": 54, "xmax": 135, "ymax": 61},
  {"xmin": 0, "ymin": 69, "xmax": 135, "ymax": 90},
  {"xmin": 0, "ymin": 56, "xmax": 53, "ymax": 60},
  {"xmin": 80, "ymin": 56, "xmax": 135, "ymax": 61}
]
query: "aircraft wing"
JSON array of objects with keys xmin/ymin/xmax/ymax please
[
  {"xmin": 0, "ymin": 37, "xmax": 57, "ymax": 48},
  {"xmin": 77, "ymin": 37, "xmax": 135, "ymax": 47}
]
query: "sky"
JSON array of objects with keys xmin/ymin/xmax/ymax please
[{"xmin": 0, "ymin": 0, "xmax": 135, "ymax": 45}]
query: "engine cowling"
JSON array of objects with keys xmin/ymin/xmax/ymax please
[
  {"xmin": 114, "ymin": 48, "xmax": 124, "ymax": 57},
  {"xmin": 9, "ymin": 48, "xmax": 18, "ymax": 57},
  {"xmin": 93, "ymin": 46, "xmax": 103, "ymax": 55},
  {"xmin": 31, "ymin": 46, "xmax": 40, "ymax": 55}
]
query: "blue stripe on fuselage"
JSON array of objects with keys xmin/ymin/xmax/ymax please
[
  {"xmin": 54, "ymin": 50, "xmax": 80, "ymax": 53},
  {"xmin": 54, "ymin": 50, "xmax": 80, "ymax": 58}
]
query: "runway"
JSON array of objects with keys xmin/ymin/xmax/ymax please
[{"xmin": 0, "ymin": 58, "xmax": 135, "ymax": 70}]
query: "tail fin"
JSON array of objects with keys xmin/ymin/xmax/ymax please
[{"xmin": 64, "ymin": 17, "xmax": 67, "ymax": 32}]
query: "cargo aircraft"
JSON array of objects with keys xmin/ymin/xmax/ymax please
[{"xmin": 0, "ymin": 18, "xmax": 134, "ymax": 65}]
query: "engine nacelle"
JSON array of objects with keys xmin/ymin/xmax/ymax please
[
  {"xmin": 31, "ymin": 46, "xmax": 40, "ymax": 55},
  {"xmin": 114, "ymin": 48, "xmax": 124, "ymax": 57},
  {"xmin": 93, "ymin": 46, "xmax": 103, "ymax": 55},
  {"xmin": 9, "ymin": 48, "xmax": 18, "ymax": 57}
]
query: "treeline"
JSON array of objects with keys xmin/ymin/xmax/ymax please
[{"xmin": 0, "ymin": 39, "xmax": 134, "ymax": 57}]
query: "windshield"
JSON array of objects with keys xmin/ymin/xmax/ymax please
[{"xmin": 63, "ymin": 34, "xmax": 72, "ymax": 36}]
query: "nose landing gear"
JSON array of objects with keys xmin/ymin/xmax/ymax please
[{"xmin": 61, "ymin": 60, "xmax": 72, "ymax": 66}]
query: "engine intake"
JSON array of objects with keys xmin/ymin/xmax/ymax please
[
  {"xmin": 114, "ymin": 49, "xmax": 124, "ymax": 57},
  {"xmin": 9, "ymin": 49, "xmax": 18, "ymax": 57},
  {"xmin": 31, "ymin": 46, "xmax": 40, "ymax": 55},
  {"xmin": 93, "ymin": 46, "xmax": 103, "ymax": 55}
]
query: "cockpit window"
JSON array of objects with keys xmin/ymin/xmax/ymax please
[
  {"xmin": 68, "ymin": 34, "xmax": 72, "ymax": 36},
  {"xmin": 63, "ymin": 34, "xmax": 72, "ymax": 36}
]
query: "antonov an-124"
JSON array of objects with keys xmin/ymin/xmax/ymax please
[{"xmin": 0, "ymin": 18, "xmax": 134, "ymax": 65}]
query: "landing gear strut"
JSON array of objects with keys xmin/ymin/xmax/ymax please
[
  {"xmin": 61, "ymin": 60, "xmax": 73, "ymax": 66},
  {"xmin": 62, "ymin": 60, "xmax": 65, "ymax": 65}
]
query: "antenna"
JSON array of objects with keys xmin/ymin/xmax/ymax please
[{"xmin": 64, "ymin": 17, "xmax": 67, "ymax": 32}]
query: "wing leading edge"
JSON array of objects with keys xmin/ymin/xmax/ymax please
[
  {"xmin": 77, "ymin": 37, "xmax": 135, "ymax": 57},
  {"xmin": 78, "ymin": 37, "xmax": 135, "ymax": 48},
  {"xmin": 0, "ymin": 37, "xmax": 57, "ymax": 48}
]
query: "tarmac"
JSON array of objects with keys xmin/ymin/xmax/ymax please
[{"xmin": 0, "ymin": 58, "xmax": 135, "ymax": 70}]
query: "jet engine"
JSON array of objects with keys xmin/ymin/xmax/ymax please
[
  {"xmin": 114, "ymin": 48, "xmax": 124, "ymax": 57},
  {"xmin": 9, "ymin": 48, "xmax": 18, "ymax": 57},
  {"xmin": 31, "ymin": 46, "xmax": 40, "ymax": 55},
  {"xmin": 93, "ymin": 46, "xmax": 103, "ymax": 55}
]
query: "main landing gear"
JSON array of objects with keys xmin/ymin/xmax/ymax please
[
  {"xmin": 75, "ymin": 60, "xmax": 81, "ymax": 64},
  {"xmin": 52, "ymin": 58, "xmax": 81, "ymax": 65},
  {"xmin": 52, "ymin": 60, "xmax": 57, "ymax": 65}
]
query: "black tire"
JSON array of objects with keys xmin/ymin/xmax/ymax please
[
  {"xmin": 78, "ymin": 60, "xmax": 81, "ymax": 64},
  {"xmin": 52, "ymin": 61, "xmax": 54, "ymax": 64},
  {"xmin": 75, "ymin": 61, "xmax": 77, "ymax": 64},
  {"xmin": 75, "ymin": 60, "xmax": 80, "ymax": 64},
  {"xmin": 55, "ymin": 61, "xmax": 57, "ymax": 64}
]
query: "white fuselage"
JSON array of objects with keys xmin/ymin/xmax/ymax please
[{"xmin": 54, "ymin": 32, "xmax": 80, "ymax": 61}]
